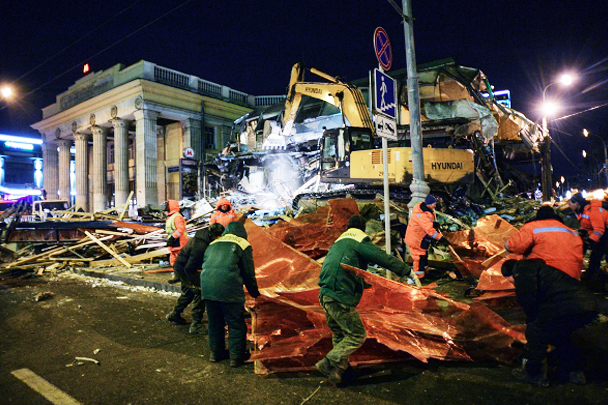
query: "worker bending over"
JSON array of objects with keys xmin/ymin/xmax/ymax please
[
  {"xmin": 568, "ymin": 192, "xmax": 608, "ymax": 289},
  {"xmin": 317, "ymin": 215, "xmax": 421, "ymax": 384},
  {"xmin": 502, "ymin": 259, "xmax": 600, "ymax": 386},
  {"xmin": 404, "ymin": 195, "xmax": 449, "ymax": 278},
  {"xmin": 505, "ymin": 206, "xmax": 583, "ymax": 280}
]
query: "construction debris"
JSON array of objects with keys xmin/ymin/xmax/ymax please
[
  {"xmin": 0, "ymin": 193, "xmax": 589, "ymax": 376},
  {"xmin": 34, "ymin": 292, "xmax": 54, "ymax": 302}
]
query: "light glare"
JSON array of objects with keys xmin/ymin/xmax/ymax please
[
  {"xmin": 541, "ymin": 101, "xmax": 559, "ymax": 116},
  {"xmin": 560, "ymin": 74, "xmax": 574, "ymax": 86},
  {"xmin": 1, "ymin": 86, "xmax": 13, "ymax": 99}
]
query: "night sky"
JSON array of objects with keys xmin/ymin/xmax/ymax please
[{"xmin": 1, "ymin": 0, "xmax": 607, "ymax": 179}]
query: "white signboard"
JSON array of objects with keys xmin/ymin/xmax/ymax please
[{"xmin": 375, "ymin": 114, "xmax": 397, "ymax": 140}]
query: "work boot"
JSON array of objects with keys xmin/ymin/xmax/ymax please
[
  {"xmin": 209, "ymin": 350, "xmax": 229, "ymax": 363},
  {"xmin": 166, "ymin": 312, "xmax": 189, "ymax": 325},
  {"xmin": 167, "ymin": 272, "xmax": 180, "ymax": 284},
  {"xmin": 315, "ymin": 357, "xmax": 342, "ymax": 384},
  {"xmin": 512, "ymin": 367, "xmax": 549, "ymax": 387},
  {"xmin": 230, "ymin": 352, "xmax": 251, "ymax": 368},
  {"xmin": 189, "ymin": 323, "xmax": 207, "ymax": 335},
  {"xmin": 569, "ymin": 371, "xmax": 587, "ymax": 385}
]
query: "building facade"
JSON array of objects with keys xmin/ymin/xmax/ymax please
[{"xmin": 32, "ymin": 60, "xmax": 283, "ymax": 211}]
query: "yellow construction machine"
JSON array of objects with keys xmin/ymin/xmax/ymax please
[{"xmin": 281, "ymin": 63, "xmax": 475, "ymax": 191}]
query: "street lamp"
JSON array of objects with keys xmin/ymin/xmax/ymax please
[
  {"xmin": 540, "ymin": 73, "xmax": 575, "ymax": 201},
  {"xmin": 1, "ymin": 85, "xmax": 14, "ymax": 100},
  {"xmin": 583, "ymin": 128, "xmax": 608, "ymax": 188}
]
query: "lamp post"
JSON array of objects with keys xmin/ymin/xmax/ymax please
[
  {"xmin": 583, "ymin": 128, "xmax": 608, "ymax": 188},
  {"xmin": 540, "ymin": 74, "xmax": 574, "ymax": 201}
]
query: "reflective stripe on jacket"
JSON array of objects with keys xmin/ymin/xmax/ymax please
[
  {"xmin": 404, "ymin": 202, "xmax": 441, "ymax": 253},
  {"xmin": 578, "ymin": 200, "xmax": 608, "ymax": 243},
  {"xmin": 505, "ymin": 218, "xmax": 583, "ymax": 280},
  {"xmin": 165, "ymin": 199, "xmax": 188, "ymax": 250},
  {"xmin": 209, "ymin": 197, "xmax": 237, "ymax": 228}
]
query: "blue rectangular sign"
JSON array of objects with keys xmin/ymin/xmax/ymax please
[{"xmin": 374, "ymin": 69, "xmax": 397, "ymax": 120}]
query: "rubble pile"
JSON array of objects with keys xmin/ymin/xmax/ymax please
[{"xmin": 0, "ymin": 194, "xmax": 572, "ymax": 375}]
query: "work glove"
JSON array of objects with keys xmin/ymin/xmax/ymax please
[
  {"xmin": 408, "ymin": 270, "xmax": 422, "ymax": 288},
  {"xmin": 579, "ymin": 229, "xmax": 589, "ymax": 239},
  {"xmin": 433, "ymin": 221, "xmax": 440, "ymax": 231},
  {"xmin": 438, "ymin": 237, "xmax": 450, "ymax": 246},
  {"xmin": 167, "ymin": 236, "xmax": 176, "ymax": 247}
]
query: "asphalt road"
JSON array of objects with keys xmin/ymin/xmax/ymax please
[{"xmin": 1, "ymin": 270, "xmax": 607, "ymax": 405}]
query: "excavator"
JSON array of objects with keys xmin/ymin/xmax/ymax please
[{"xmin": 221, "ymin": 63, "xmax": 475, "ymax": 205}]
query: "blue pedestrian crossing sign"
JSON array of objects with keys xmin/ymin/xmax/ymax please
[{"xmin": 374, "ymin": 69, "xmax": 397, "ymax": 120}]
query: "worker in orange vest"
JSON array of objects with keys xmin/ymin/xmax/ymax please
[
  {"xmin": 505, "ymin": 206, "xmax": 583, "ymax": 280},
  {"xmin": 209, "ymin": 197, "xmax": 238, "ymax": 228},
  {"xmin": 165, "ymin": 199, "xmax": 188, "ymax": 283},
  {"xmin": 404, "ymin": 195, "xmax": 448, "ymax": 278},
  {"xmin": 567, "ymin": 192, "xmax": 608, "ymax": 288}
]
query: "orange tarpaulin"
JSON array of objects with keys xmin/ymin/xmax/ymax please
[
  {"xmin": 244, "ymin": 211, "xmax": 525, "ymax": 374},
  {"xmin": 444, "ymin": 214, "xmax": 521, "ymax": 291}
]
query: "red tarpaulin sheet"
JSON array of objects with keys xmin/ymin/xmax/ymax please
[
  {"xmin": 444, "ymin": 215, "xmax": 521, "ymax": 291},
  {"xmin": 244, "ymin": 213, "xmax": 525, "ymax": 374},
  {"xmin": 265, "ymin": 199, "xmax": 359, "ymax": 258}
]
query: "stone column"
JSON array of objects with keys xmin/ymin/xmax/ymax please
[
  {"xmin": 41, "ymin": 136, "xmax": 59, "ymax": 200},
  {"xmin": 182, "ymin": 118, "xmax": 203, "ymax": 160},
  {"xmin": 91, "ymin": 126, "xmax": 108, "ymax": 212},
  {"xmin": 57, "ymin": 139, "xmax": 72, "ymax": 202},
  {"xmin": 74, "ymin": 133, "xmax": 89, "ymax": 210},
  {"xmin": 133, "ymin": 109, "xmax": 159, "ymax": 207},
  {"xmin": 112, "ymin": 119, "xmax": 130, "ymax": 207}
]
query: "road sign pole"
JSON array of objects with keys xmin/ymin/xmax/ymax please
[
  {"xmin": 401, "ymin": 0, "xmax": 430, "ymax": 211},
  {"xmin": 373, "ymin": 27, "xmax": 395, "ymax": 279}
]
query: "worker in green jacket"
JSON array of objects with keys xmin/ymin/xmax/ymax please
[
  {"xmin": 201, "ymin": 221, "xmax": 260, "ymax": 368},
  {"xmin": 316, "ymin": 215, "xmax": 421, "ymax": 384}
]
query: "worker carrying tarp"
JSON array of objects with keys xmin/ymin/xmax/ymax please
[
  {"xmin": 505, "ymin": 206, "xmax": 583, "ymax": 280},
  {"xmin": 209, "ymin": 197, "xmax": 238, "ymax": 228},
  {"xmin": 316, "ymin": 215, "xmax": 421, "ymax": 385},
  {"xmin": 567, "ymin": 192, "xmax": 608, "ymax": 290},
  {"xmin": 404, "ymin": 195, "xmax": 449, "ymax": 278}
]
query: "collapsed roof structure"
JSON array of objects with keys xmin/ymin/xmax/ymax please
[{"xmin": 208, "ymin": 59, "xmax": 543, "ymax": 207}]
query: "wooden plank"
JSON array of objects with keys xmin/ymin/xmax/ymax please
[
  {"xmin": 84, "ymin": 231, "xmax": 132, "ymax": 268},
  {"xmin": 118, "ymin": 191, "xmax": 134, "ymax": 221},
  {"xmin": 481, "ymin": 249, "xmax": 508, "ymax": 268},
  {"xmin": 89, "ymin": 247, "xmax": 169, "ymax": 267}
]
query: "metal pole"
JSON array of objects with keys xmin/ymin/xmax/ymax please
[
  {"xmin": 541, "ymin": 116, "xmax": 552, "ymax": 201},
  {"xmin": 382, "ymin": 137, "xmax": 393, "ymax": 279},
  {"xmin": 402, "ymin": 0, "xmax": 429, "ymax": 210},
  {"xmin": 599, "ymin": 137, "xmax": 608, "ymax": 188}
]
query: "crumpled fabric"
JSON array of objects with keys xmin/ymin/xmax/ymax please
[{"xmin": 244, "ymin": 215, "xmax": 525, "ymax": 374}]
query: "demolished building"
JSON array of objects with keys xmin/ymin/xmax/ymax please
[{"xmin": 204, "ymin": 59, "xmax": 544, "ymax": 207}]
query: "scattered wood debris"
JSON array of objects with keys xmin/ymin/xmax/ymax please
[{"xmin": 34, "ymin": 292, "xmax": 54, "ymax": 302}]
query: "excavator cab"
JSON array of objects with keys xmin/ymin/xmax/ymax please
[{"xmin": 320, "ymin": 126, "xmax": 373, "ymax": 183}]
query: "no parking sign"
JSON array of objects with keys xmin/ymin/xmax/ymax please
[{"xmin": 373, "ymin": 27, "xmax": 392, "ymax": 71}]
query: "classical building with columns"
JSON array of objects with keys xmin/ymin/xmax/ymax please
[{"xmin": 32, "ymin": 60, "xmax": 283, "ymax": 211}]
